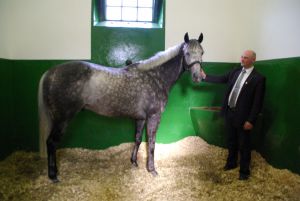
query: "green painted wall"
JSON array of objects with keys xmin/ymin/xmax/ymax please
[
  {"xmin": 0, "ymin": 59, "xmax": 225, "ymax": 157},
  {"xmin": 255, "ymin": 58, "xmax": 300, "ymax": 174},
  {"xmin": 0, "ymin": 0, "xmax": 299, "ymax": 175},
  {"xmin": 189, "ymin": 58, "xmax": 300, "ymax": 174},
  {"xmin": 0, "ymin": 59, "xmax": 14, "ymax": 159},
  {"xmin": 1, "ymin": 57, "xmax": 300, "ymax": 174},
  {"xmin": 0, "ymin": 60, "xmax": 67, "ymax": 159}
]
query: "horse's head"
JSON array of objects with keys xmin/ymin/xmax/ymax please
[{"xmin": 182, "ymin": 32, "xmax": 204, "ymax": 83}]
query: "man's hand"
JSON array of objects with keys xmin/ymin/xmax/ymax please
[{"xmin": 243, "ymin": 121, "xmax": 253, "ymax": 130}]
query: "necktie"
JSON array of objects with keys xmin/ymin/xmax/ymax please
[{"xmin": 228, "ymin": 69, "xmax": 246, "ymax": 108}]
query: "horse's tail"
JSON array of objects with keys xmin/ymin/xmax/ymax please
[{"xmin": 38, "ymin": 71, "xmax": 52, "ymax": 158}]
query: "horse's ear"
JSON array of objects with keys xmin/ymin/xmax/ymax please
[
  {"xmin": 198, "ymin": 33, "xmax": 203, "ymax": 43},
  {"xmin": 184, "ymin": 32, "xmax": 189, "ymax": 43}
]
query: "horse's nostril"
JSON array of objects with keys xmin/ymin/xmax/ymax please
[{"xmin": 192, "ymin": 72, "xmax": 202, "ymax": 83}]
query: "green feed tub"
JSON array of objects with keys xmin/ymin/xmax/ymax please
[
  {"xmin": 190, "ymin": 106, "xmax": 227, "ymax": 148},
  {"xmin": 190, "ymin": 106, "xmax": 263, "ymax": 148}
]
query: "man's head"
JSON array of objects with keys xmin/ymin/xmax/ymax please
[{"xmin": 241, "ymin": 50, "xmax": 256, "ymax": 68}]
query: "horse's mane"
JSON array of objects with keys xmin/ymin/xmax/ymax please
[{"xmin": 134, "ymin": 44, "xmax": 183, "ymax": 71}]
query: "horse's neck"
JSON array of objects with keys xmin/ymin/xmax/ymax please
[{"xmin": 147, "ymin": 54, "xmax": 184, "ymax": 93}]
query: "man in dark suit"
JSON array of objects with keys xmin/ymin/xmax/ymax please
[{"xmin": 200, "ymin": 50, "xmax": 266, "ymax": 180}]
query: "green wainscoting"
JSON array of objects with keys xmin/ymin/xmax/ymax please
[
  {"xmin": 189, "ymin": 58, "xmax": 300, "ymax": 174},
  {"xmin": 190, "ymin": 106, "xmax": 226, "ymax": 147},
  {"xmin": 1, "ymin": 57, "xmax": 300, "ymax": 175},
  {"xmin": 0, "ymin": 58, "xmax": 229, "ymax": 158},
  {"xmin": 255, "ymin": 58, "xmax": 300, "ymax": 175},
  {"xmin": 0, "ymin": 60, "xmax": 67, "ymax": 159},
  {"xmin": 91, "ymin": 27, "xmax": 165, "ymax": 67},
  {"xmin": 190, "ymin": 107, "xmax": 263, "ymax": 148},
  {"xmin": 0, "ymin": 59, "xmax": 14, "ymax": 159}
]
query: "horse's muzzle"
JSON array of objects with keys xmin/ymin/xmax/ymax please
[
  {"xmin": 192, "ymin": 74, "xmax": 202, "ymax": 83},
  {"xmin": 192, "ymin": 72, "xmax": 202, "ymax": 83}
]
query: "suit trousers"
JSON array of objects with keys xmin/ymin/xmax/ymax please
[{"xmin": 225, "ymin": 109, "xmax": 251, "ymax": 175}]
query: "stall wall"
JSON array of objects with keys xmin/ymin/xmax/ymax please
[
  {"xmin": 0, "ymin": 0, "xmax": 299, "ymax": 174},
  {"xmin": 166, "ymin": 0, "xmax": 300, "ymax": 61},
  {"xmin": 255, "ymin": 58, "xmax": 300, "ymax": 173},
  {"xmin": 0, "ymin": 0, "xmax": 91, "ymax": 59},
  {"xmin": 0, "ymin": 0, "xmax": 166, "ymax": 159},
  {"xmin": 3, "ymin": 0, "xmax": 299, "ymax": 60}
]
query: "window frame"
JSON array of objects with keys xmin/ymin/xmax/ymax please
[{"xmin": 95, "ymin": 0, "xmax": 164, "ymax": 27}]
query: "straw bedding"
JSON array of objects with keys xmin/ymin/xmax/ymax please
[{"xmin": 0, "ymin": 136, "xmax": 299, "ymax": 201}]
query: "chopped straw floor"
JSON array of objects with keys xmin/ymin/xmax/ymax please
[{"xmin": 0, "ymin": 136, "xmax": 299, "ymax": 201}]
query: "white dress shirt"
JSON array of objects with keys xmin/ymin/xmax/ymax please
[{"xmin": 228, "ymin": 66, "xmax": 254, "ymax": 106}]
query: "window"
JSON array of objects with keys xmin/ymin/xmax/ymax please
[
  {"xmin": 95, "ymin": 0, "xmax": 164, "ymax": 28},
  {"xmin": 106, "ymin": 0, "xmax": 153, "ymax": 22}
]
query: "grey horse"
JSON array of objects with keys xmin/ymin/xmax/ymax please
[{"xmin": 38, "ymin": 32, "xmax": 205, "ymax": 182}]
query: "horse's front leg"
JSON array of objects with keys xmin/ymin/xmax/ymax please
[
  {"xmin": 146, "ymin": 113, "xmax": 161, "ymax": 176},
  {"xmin": 131, "ymin": 119, "xmax": 146, "ymax": 167}
]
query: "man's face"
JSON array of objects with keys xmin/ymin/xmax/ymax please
[{"xmin": 241, "ymin": 51, "xmax": 255, "ymax": 68}]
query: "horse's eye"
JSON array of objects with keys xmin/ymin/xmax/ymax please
[{"xmin": 186, "ymin": 53, "xmax": 190, "ymax": 57}]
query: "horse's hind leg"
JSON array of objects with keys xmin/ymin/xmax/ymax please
[
  {"xmin": 47, "ymin": 120, "xmax": 67, "ymax": 183},
  {"xmin": 131, "ymin": 119, "xmax": 145, "ymax": 167}
]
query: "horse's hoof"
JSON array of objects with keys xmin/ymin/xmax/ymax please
[
  {"xmin": 150, "ymin": 170, "xmax": 158, "ymax": 177},
  {"xmin": 51, "ymin": 177, "xmax": 60, "ymax": 183},
  {"xmin": 130, "ymin": 159, "xmax": 138, "ymax": 167},
  {"xmin": 49, "ymin": 175, "xmax": 60, "ymax": 183},
  {"xmin": 132, "ymin": 162, "xmax": 138, "ymax": 167}
]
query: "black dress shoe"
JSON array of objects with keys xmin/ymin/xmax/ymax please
[
  {"xmin": 239, "ymin": 173, "xmax": 249, "ymax": 180},
  {"xmin": 223, "ymin": 164, "xmax": 237, "ymax": 171}
]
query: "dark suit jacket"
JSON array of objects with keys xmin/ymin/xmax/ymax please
[{"xmin": 204, "ymin": 66, "xmax": 266, "ymax": 126}]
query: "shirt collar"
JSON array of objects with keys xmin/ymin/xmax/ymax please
[{"xmin": 243, "ymin": 66, "xmax": 254, "ymax": 74}]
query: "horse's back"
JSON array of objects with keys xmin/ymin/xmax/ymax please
[
  {"xmin": 47, "ymin": 61, "xmax": 93, "ymax": 79},
  {"xmin": 42, "ymin": 61, "xmax": 94, "ymax": 120},
  {"xmin": 41, "ymin": 60, "xmax": 167, "ymax": 120},
  {"xmin": 81, "ymin": 64, "xmax": 165, "ymax": 119},
  {"xmin": 81, "ymin": 65, "xmax": 148, "ymax": 117}
]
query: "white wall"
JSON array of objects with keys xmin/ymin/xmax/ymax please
[
  {"xmin": 0, "ymin": 0, "xmax": 91, "ymax": 59},
  {"xmin": 1, "ymin": 0, "xmax": 299, "ymax": 61},
  {"xmin": 166, "ymin": 0, "xmax": 300, "ymax": 62}
]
